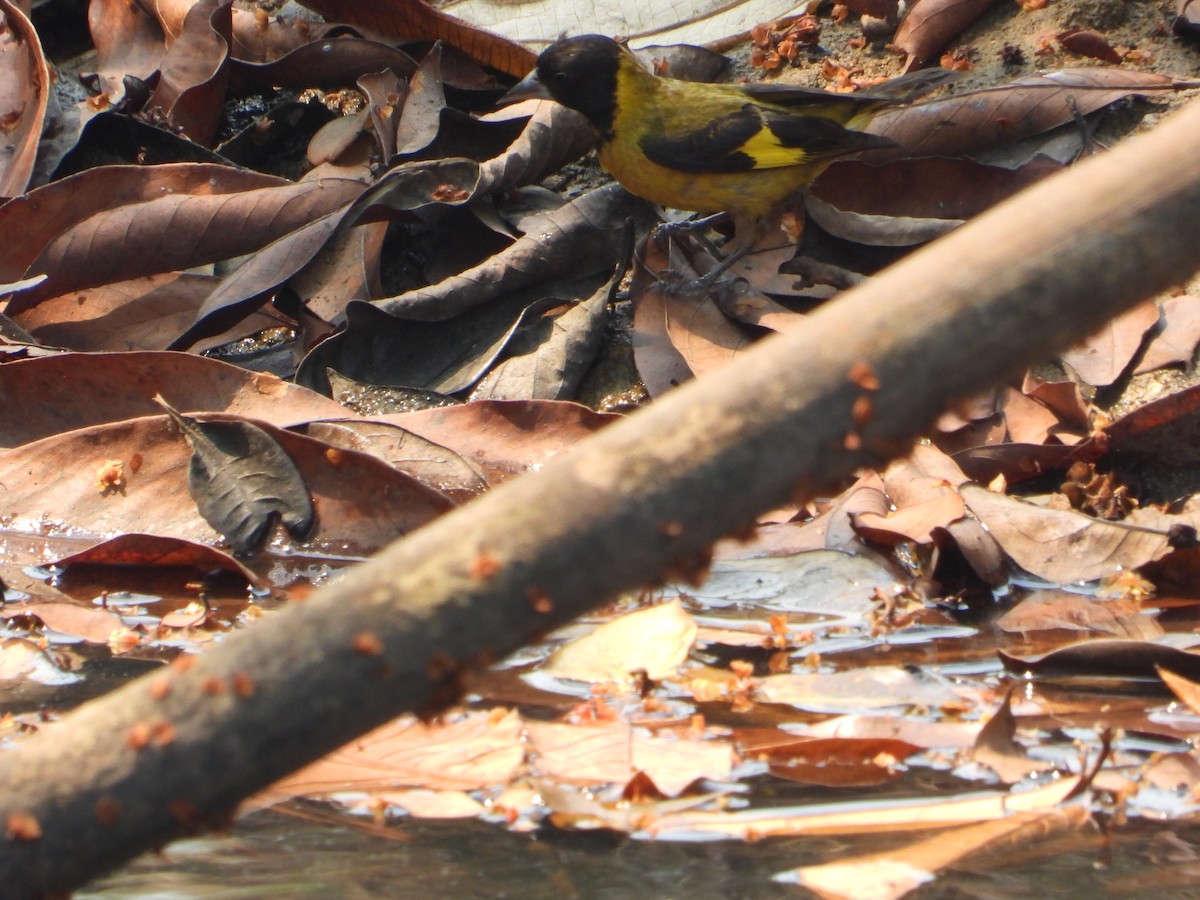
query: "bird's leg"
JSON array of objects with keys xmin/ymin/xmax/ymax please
[{"xmin": 692, "ymin": 213, "xmax": 764, "ymax": 287}]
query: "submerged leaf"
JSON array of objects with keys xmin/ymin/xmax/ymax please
[
  {"xmin": 156, "ymin": 396, "xmax": 315, "ymax": 555},
  {"xmin": 543, "ymin": 598, "xmax": 697, "ymax": 684}
]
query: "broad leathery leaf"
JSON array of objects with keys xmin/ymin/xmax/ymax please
[
  {"xmin": 170, "ymin": 203, "xmax": 361, "ymax": 349},
  {"xmin": 999, "ymin": 638, "xmax": 1200, "ymax": 684},
  {"xmin": 0, "ymin": 163, "xmax": 288, "ymax": 286},
  {"xmin": 960, "ymin": 483, "xmax": 1184, "ymax": 583},
  {"xmin": 0, "ymin": 415, "xmax": 453, "ymax": 554},
  {"xmin": 13, "ymin": 272, "xmax": 288, "ymax": 354},
  {"xmin": 868, "ymin": 69, "xmax": 1177, "ymax": 161},
  {"xmin": 1, "ymin": 601, "xmax": 125, "ymax": 645},
  {"xmin": 0, "ymin": 351, "xmax": 349, "ymax": 450},
  {"xmin": 0, "ymin": 0, "xmax": 49, "ymax": 198},
  {"xmin": 385, "ymin": 399, "xmax": 618, "ymax": 483},
  {"xmin": 6, "ymin": 175, "xmax": 365, "ymax": 314},
  {"xmin": 87, "ymin": 0, "xmax": 167, "ymax": 103},
  {"xmin": 156, "ymin": 396, "xmax": 315, "ymax": 555},
  {"xmin": 298, "ymin": 420, "xmax": 487, "ymax": 503},
  {"xmin": 375, "ymin": 182, "xmax": 654, "ymax": 321},
  {"xmin": 542, "ymin": 598, "xmax": 697, "ymax": 684},
  {"xmin": 291, "ymin": 0, "xmax": 535, "ymax": 77},
  {"xmin": 785, "ymin": 809, "xmax": 1089, "ymax": 898},
  {"xmin": 472, "ymin": 242, "xmax": 627, "ymax": 401},
  {"xmin": 146, "ymin": 0, "xmax": 232, "ymax": 145},
  {"xmin": 893, "ymin": 0, "xmax": 1000, "ymax": 64},
  {"xmin": 230, "ymin": 35, "xmax": 418, "ymax": 89},
  {"xmin": 296, "ymin": 290, "xmax": 560, "ymax": 396},
  {"xmin": 477, "ymin": 100, "xmax": 596, "ymax": 195}
]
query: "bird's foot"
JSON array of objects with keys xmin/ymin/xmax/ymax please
[{"xmin": 639, "ymin": 214, "xmax": 760, "ymax": 294}]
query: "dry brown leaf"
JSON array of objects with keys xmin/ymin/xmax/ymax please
[
  {"xmin": 800, "ymin": 713, "xmax": 981, "ymax": 749},
  {"xmin": 1159, "ymin": 666, "xmax": 1200, "ymax": 717},
  {"xmin": 293, "ymin": 0, "xmax": 535, "ymax": 77},
  {"xmin": 853, "ymin": 446, "xmax": 967, "ymax": 544},
  {"xmin": 0, "ymin": 415, "xmax": 453, "ymax": 556},
  {"xmin": 1060, "ymin": 301, "xmax": 1160, "ymax": 387},
  {"xmin": 960, "ymin": 483, "xmax": 1180, "ymax": 583},
  {"xmin": 86, "ymin": 0, "xmax": 167, "ymax": 103},
  {"xmin": 11, "ymin": 272, "xmax": 287, "ymax": 353},
  {"xmin": 0, "ymin": 164, "xmax": 286, "ymax": 286},
  {"xmin": 647, "ymin": 775, "xmax": 1082, "ymax": 838},
  {"xmin": 385, "ymin": 400, "xmax": 617, "ymax": 484},
  {"xmin": 663, "ymin": 293, "xmax": 753, "ymax": 378},
  {"xmin": 254, "ymin": 710, "xmax": 525, "ymax": 807},
  {"xmin": 757, "ymin": 667, "xmax": 965, "ymax": 712},
  {"xmin": 49, "ymin": 533, "xmax": 256, "ymax": 582},
  {"xmin": 542, "ymin": 599, "xmax": 697, "ymax": 684},
  {"xmin": 1136, "ymin": 295, "xmax": 1200, "ymax": 374},
  {"xmin": 0, "ymin": 352, "xmax": 351, "ymax": 450},
  {"xmin": 893, "ymin": 0, "xmax": 999, "ymax": 64},
  {"xmin": 145, "ymin": 0, "xmax": 232, "ymax": 144},
  {"xmin": 0, "ymin": 601, "xmax": 124, "ymax": 645},
  {"xmin": 526, "ymin": 721, "xmax": 733, "ymax": 797},
  {"xmin": 996, "ymin": 589, "xmax": 1163, "ymax": 640},
  {"xmin": 1002, "ymin": 387, "xmax": 1063, "ymax": 445},
  {"xmin": 5, "ymin": 174, "xmax": 364, "ymax": 314},
  {"xmin": 869, "ymin": 69, "xmax": 1177, "ymax": 161},
  {"xmin": 0, "ymin": 0, "xmax": 49, "ymax": 197},
  {"xmin": 786, "ymin": 807, "xmax": 1090, "ymax": 899}
]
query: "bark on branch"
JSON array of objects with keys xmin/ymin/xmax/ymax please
[{"xmin": 3, "ymin": 98, "xmax": 1200, "ymax": 898}]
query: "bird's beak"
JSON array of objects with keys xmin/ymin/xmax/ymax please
[{"xmin": 500, "ymin": 68, "xmax": 552, "ymax": 106}]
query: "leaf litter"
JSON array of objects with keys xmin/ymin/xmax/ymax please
[{"xmin": 5, "ymin": 0, "xmax": 1200, "ymax": 895}]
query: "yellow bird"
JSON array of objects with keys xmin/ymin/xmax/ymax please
[{"xmin": 505, "ymin": 34, "xmax": 954, "ymax": 268}]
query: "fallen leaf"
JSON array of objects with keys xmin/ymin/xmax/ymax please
[
  {"xmin": 961, "ymin": 483, "xmax": 1180, "ymax": 583},
  {"xmin": 784, "ymin": 807, "xmax": 1090, "ymax": 899},
  {"xmin": 254, "ymin": 710, "xmax": 525, "ymax": 806},
  {"xmin": 999, "ymin": 638, "xmax": 1200, "ymax": 684},
  {"xmin": 526, "ymin": 721, "xmax": 733, "ymax": 797},
  {"xmin": 758, "ymin": 667, "xmax": 964, "ymax": 713},
  {"xmin": 893, "ymin": 0, "xmax": 999, "ymax": 63},
  {"xmin": 542, "ymin": 599, "xmax": 697, "ymax": 684},
  {"xmin": 647, "ymin": 775, "xmax": 1082, "ymax": 838},
  {"xmin": 0, "ymin": 0, "xmax": 49, "ymax": 197}
]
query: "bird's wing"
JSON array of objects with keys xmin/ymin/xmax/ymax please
[{"xmin": 640, "ymin": 104, "xmax": 895, "ymax": 174}]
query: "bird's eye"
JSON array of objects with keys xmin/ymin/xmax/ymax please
[{"xmin": 554, "ymin": 72, "xmax": 568, "ymax": 81}]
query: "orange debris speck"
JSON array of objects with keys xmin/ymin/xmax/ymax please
[
  {"xmin": 659, "ymin": 520, "xmax": 684, "ymax": 538},
  {"xmin": 5, "ymin": 812, "xmax": 40, "ymax": 841},
  {"xmin": 94, "ymin": 796, "xmax": 121, "ymax": 826},
  {"xmin": 469, "ymin": 552, "xmax": 503, "ymax": 581},
  {"xmin": 126, "ymin": 722, "xmax": 152, "ymax": 751},
  {"xmin": 527, "ymin": 587, "xmax": 554, "ymax": 614},
  {"xmin": 352, "ymin": 632, "xmax": 384, "ymax": 656},
  {"xmin": 96, "ymin": 459, "xmax": 125, "ymax": 493},
  {"xmin": 232, "ymin": 671, "xmax": 255, "ymax": 698},
  {"xmin": 852, "ymin": 395, "xmax": 873, "ymax": 426},
  {"xmin": 847, "ymin": 361, "xmax": 880, "ymax": 390},
  {"xmin": 151, "ymin": 721, "xmax": 176, "ymax": 747},
  {"xmin": 432, "ymin": 184, "xmax": 470, "ymax": 203}
]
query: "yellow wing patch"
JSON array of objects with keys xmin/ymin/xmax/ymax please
[{"xmin": 736, "ymin": 127, "xmax": 812, "ymax": 170}]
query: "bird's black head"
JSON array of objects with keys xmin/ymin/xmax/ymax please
[{"xmin": 535, "ymin": 35, "xmax": 623, "ymax": 134}]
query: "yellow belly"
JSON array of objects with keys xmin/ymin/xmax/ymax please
[{"xmin": 598, "ymin": 139, "xmax": 820, "ymax": 219}]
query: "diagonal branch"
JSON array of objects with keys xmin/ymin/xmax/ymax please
[{"xmin": 3, "ymin": 98, "xmax": 1200, "ymax": 898}]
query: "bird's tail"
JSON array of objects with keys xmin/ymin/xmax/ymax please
[{"xmin": 854, "ymin": 68, "xmax": 962, "ymax": 104}]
